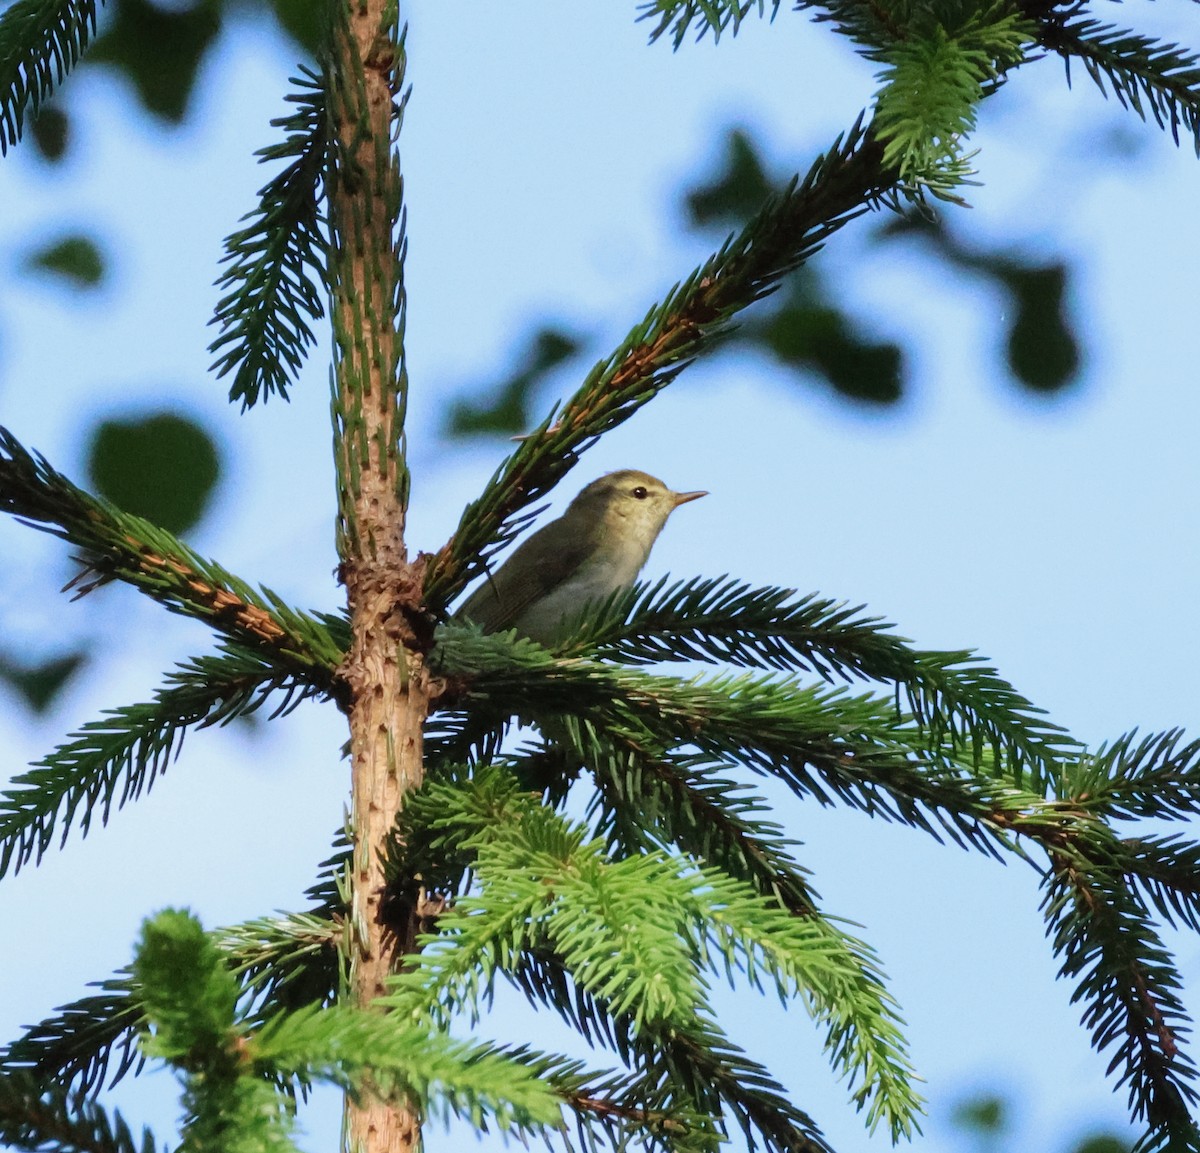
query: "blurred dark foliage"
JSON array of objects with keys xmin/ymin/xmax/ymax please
[
  {"xmin": 87, "ymin": 0, "xmax": 222, "ymax": 123},
  {"xmin": 686, "ymin": 126, "xmax": 774, "ymax": 221},
  {"xmin": 686, "ymin": 130, "xmax": 1083, "ymax": 400},
  {"xmin": 953, "ymin": 1092, "xmax": 1009, "ymax": 1137},
  {"xmin": 950, "ymin": 1091, "xmax": 1130, "ymax": 1153},
  {"xmin": 84, "ymin": 0, "xmax": 320, "ymax": 127},
  {"xmin": 747, "ymin": 268, "xmax": 902, "ymax": 403},
  {"xmin": 29, "ymin": 106, "xmax": 68, "ymax": 162},
  {"xmin": 880, "ymin": 213, "xmax": 1080, "ymax": 392},
  {"xmin": 444, "ymin": 327, "xmax": 582, "ymax": 439},
  {"xmin": 22, "ymin": 233, "xmax": 106, "ymax": 288},
  {"xmin": 0, "ymin": 649, "xmax": 87, "ymax": 713},
  {"xmin": 266, "ymin": 0, "xmax": 324, "ymax": 60},
  {"xmin": 441, "ymin": 126, "xmax": 1085, "ymax": 437},
  {"xmin": 86, "ymin": 412, "xmax": 221, "ymax": 537},
  {"xmin": 19, "ymin": 0, "xmax": 320, "ymax": 167}
]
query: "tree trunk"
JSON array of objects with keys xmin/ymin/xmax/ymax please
[
  {"xmin": 342, "ymin": 603, "xmax": 429, "ymax": 1153},
  {"xmin": 327, "ymin": 1, "xmax": 423, "ymax": 1150}
]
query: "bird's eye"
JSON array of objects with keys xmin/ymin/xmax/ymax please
[{"xmin": 631, "ymin": 486, "xmax": 649, "ymax": 499}]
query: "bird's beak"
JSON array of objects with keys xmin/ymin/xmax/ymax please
[{"xmin": 672, "ymin": 489, "xmax": 707, "ymax": 507}]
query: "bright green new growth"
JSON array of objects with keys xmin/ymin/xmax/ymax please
[
  {"xmin": 129, "ymin": 909, "xmax": 563, "ymax": 1153},
  {"xmin": 642, "ymin": 0, "xmax": 1200, "ymax": 197},
  {"xmin": 384, "ymin": 764, "xmax": 923, "ymax": 1141},
  {"xmin": 134, "ymin": 909, "xmax": 302, "ymax": 1153},
  {"xmin": 870, "ymin": 6, "xmax": 1033, "ymax": 195}
]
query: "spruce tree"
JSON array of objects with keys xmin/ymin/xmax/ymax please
[{"xmin": 2, "ymin": 3, "xmax": 1200, "ymax": 1153}]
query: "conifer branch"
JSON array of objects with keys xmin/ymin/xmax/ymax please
[
  {"xmin": 1041, "ymin": 832, "xmax": 1200, "ymax": 1145},
  {"xmin": 252, "ymin": 1005, "xmax": 563, "ymax": 1131},
  {"xmin": 215, "ymin": 910, "xmax": 342, "ymax": 1017},
  {"xmin": 487, "ymin": 1049, "xmax": 723, "ymax": 1153},
  {"xmin": 0, "ymin": 0, "xmax": 98, "ymax": 155},
  {"xmin": 750, "ymin": 0, "xmax": 1035, "ymax": 198},
  {"xmin": 573, "ymin": 740, "xmax": 921, "ymax": 1136},
  {"xmin": 389, "ymin": 766, "xmax": 922, "ymax": 1140},
  {"xmin": 558, "ymin": 576, "xmax": 1075, "ymax": 791},
  {"xmin": 0, "ymin": 427, "xmax": 346, "ymax": 677},
  {"xmin": 388, "ymin": 768, "xmax": 710, "ymax": 1035},
  {"xmin": 2, "ymin": 912, "xmax": 607, "ymax": 1147},
  {"xmin": 651, "ymin": 1014, "xmax": 833, "ymax": 1153},
  {"xmin": 423, "ymin": 706, "xmax": 514, "ymax": 782},
  {"xmin": 424, "ymin": 119, "xmax": 897, "ymax": 611},
  {"xmin": 700, "ymin": 871, "xmax": 920, "ymax": 1138},
  {"xmin": 446, "ymin": 619, "xmax": 1200, "ymax": 883},
  {"xmin": 0, "ymin": 1071, "xmax": 158, "ymax": 1153},
  {"xmin": 568, "ymin": 715, "xmax": 1200, "ymax": 1145},
  {"xmin": 209, "ymin": 68, "xmax": 331, "ymax": 409},
  {"xmin": 298, "ymin": 835, "xmax": 352, "ymax": 918},
  {"xmin": 550, "ymin": 726, "xmax": 922, "ymax": 1136},
  {"xmin": 1120, "ymin": 835, "xmax": 1200, "ymax": 935},
  {"xmin": 1050, "ymin": 728, "xmax": 1200, "ymax": 949},
  {"xmin": 870, "ymin": 6, "xmax": 1032, "ymax": 195},
  {"xmin": 134, "ymin": 910, "xmax": 305, "ymax": 1153},
  {"xmin": 0, "ymin": 980, "xmax": 145, "ymax": 1099},
  {"xmin": 0, "ymin": 913, "xmax": 338, "ymax": 1098},
  {"xmin": 1037, "ymin": 13, "xmax": 1200, "ymax": 154},
  {"xmin": 0, "ymin": 645, "xmax": 322, "ymax": 878},
  {"xmin": 394, "ymin": 765, "xmax": 844, "ymax": 1148},
  {"xmin": 141, "ymin": 910, "xmax": 562, "ymax": 1141},
  {"xmin": 509, "ymin": 951, "xmax": 834, "ymax": 1153},
  {"xmin": 580, "ymin": 742, "xmax": 821, "ymax": 912},
  {"xmin": 443, "ymin": 634, "xmax": 1187, "ymax": 897},
  {"xmin": 638, "ymin": 0, "xmax": 782, "ymax": 48},
  {"xmin": 432, "ymin": 629, "xmax": 1019, "ymax": 855},
  {"xmin": 553, "ymin": 1073, "xmax": 713, "ymax": 1153},
  {"xmin": 1062, "ymin": 729, "xmax": 1200, "ymax": 822}
]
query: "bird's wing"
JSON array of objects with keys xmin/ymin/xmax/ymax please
[{"xmin": 455, "ymin": 519, "xmax": 597, "ymax": 633}]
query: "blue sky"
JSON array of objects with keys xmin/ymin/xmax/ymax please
[{"xmin": 2, "ymin": 3, "xmax": 1200, "ymax": 1151}]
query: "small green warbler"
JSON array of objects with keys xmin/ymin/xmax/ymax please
[{"xmin": 457, "ymin": 469, "xmax": 706, "ymax": 645}]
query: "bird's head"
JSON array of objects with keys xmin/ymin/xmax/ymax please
[{"xmin": 565, "ymin": 469, "xmax": 706, "ymax": 547}]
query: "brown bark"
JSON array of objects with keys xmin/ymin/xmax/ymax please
[
  {"xmin": 327, "ymin": 1, "xmax": 425, "ymax": 1151},
  {"xmin": 342, "ymin": 574, "xmax": 429, "ymax": 1153}
]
